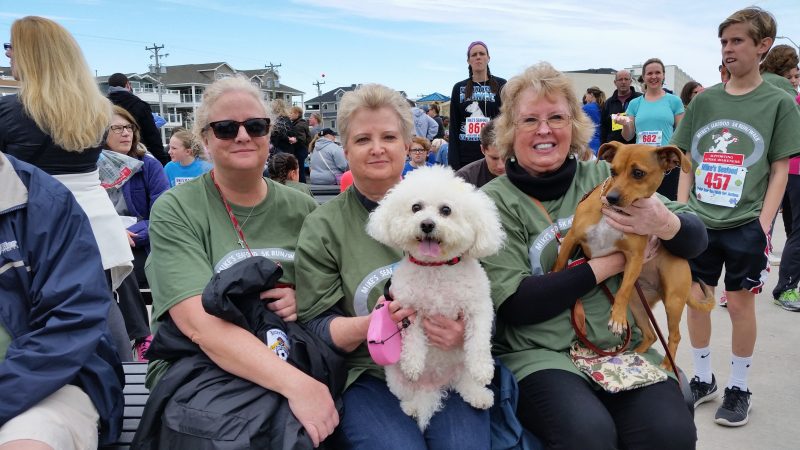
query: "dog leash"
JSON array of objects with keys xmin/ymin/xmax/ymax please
[
  {"xmin": 633, "ymin": 281, "xmax": 682, "ymax": 384},
  {"xmin": 527, "ymin": 195, "xmax": 632, "ymax": 356},
  {"xmin": 368, "ymin": 279, "xmax": 411, "ymax": 345}
]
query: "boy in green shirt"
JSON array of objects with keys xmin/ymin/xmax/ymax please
[{"xmin": 672, "ymin": 6, "xmax": 800, "ymax": 427}]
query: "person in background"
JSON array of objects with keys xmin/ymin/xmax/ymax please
[
  {"xmin": 164, "ymin": 129, "xmax": 212, "ymax": 187},
  {"xmin": 402, "ymin": 135, "xmax": 434, "ymax": 177},
  {"xmin": 296, "ymin": 83, "xmax": 491, "ymax": 449},
  {"xmin": 410, "ymin": 101, "xmax": 438, "ymax": 141},
  {"xmin": 449, "ymin": 41, "xmax": 506, "ymax": 170},
  {"xmin": 0, "ymin": 15, "xmax": 133, "ymax": 361},
  {"xmin": 582, "ymin": 86, "xmax": 605, "ymax": 155},
  {"xmin": 600, "ymin": 69, "xmax": 642, "ymax": 145},
  {"xmin": 760, "ymin": 44, "xmax": 799, "ymax": 96},
  {"xmin": 429, "ymin": 138, "xmax": 447, "ymax": 165},
  {"xmin": 289, "ymin": 105, "xmax": 312, "ymax": 183},
  {"xmin": 269, "ymin": 99, "xmax": 295, "ymax": 155},
  {"xmin": 268, "ymin": 152, "xmax": 313, "ymax": 197},
  {"xmin": 618, "ymin": 58, "xmax": 685, "ymax": 200},
  {"xmin": 426, "ymin": 103, "xmax": 445, "ymax": 139},
  {"xmin": 456, "ymin": 118, "xmax": 505, "ymax": 187},
  {"xmin": 106, "ymin": 72, "xmax": 169, "ymax": 165},
  {"xmin": 680, "ymin": 81, "xmax": 705, "ymax": 107},
  {"xmin": 0, "ymin": 152, "xmax": 124, "ymax": 449},
  {"xmin": 720, "ymin": 62, "xmax": 732, "ymax": 83},
  {"xmin": 309, "ymin": 128, "xmax": 348, "ymax": 185},
  {"xmin": 308, "ymin": 112, "xmax": 323, "ymax": 136},
  {"xmin": 103, "ymin": 105, "xmax": 169, "ymax": 361}
]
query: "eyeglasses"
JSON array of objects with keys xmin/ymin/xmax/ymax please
[
  {"xmin": 515, "ymin": 114, "xmax": 571, "ymax": 131},
  {"xmin": 410, "ymin": 148, "xmax": 427, "ymax": 153},
  {"xmin": 109, "ymin": 124, "xmax": 137, "ymax": 134},
  {"xmin": 3, "ymin": 43, "xmax": 10, "ymax": 51},
  {"xmin": 204, "ymin": 118, "xmax": 270, "ymax": 140}
]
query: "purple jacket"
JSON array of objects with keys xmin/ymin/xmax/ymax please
[{"xmin": 124, "ymin": 154, "xmax": 169, "ymax": 248}]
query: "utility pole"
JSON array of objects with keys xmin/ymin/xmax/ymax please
[
  {"xmin": 265, "ymin": 61, "xmax": 282, "ymax": 102},
  {"xmin": 313, "ymin": 79, "xmax": 326, "ymax": 97},
  {"xmin": 146, "ymin": 43, "xmax": 168, "ymax": 144}
]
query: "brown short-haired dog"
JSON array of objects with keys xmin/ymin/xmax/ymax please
[{"xmin": 553, "ymin": 141, "xmax": 714, "ymax": 369}]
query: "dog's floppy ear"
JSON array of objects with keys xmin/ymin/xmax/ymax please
[
  {"xmin": 366, "ymin": 188, "xmax": 397, "ymax": 246},
  {"xmin": 465, "ymin": 188, "xmax": 506, "ymax": 259},
  {"xmin": 655, "ymin": 145, "xmax": 691, "ymax": 173},
  {"xmin": 598, "ymin": 141, "xmax": 621, "ymax": 163}
]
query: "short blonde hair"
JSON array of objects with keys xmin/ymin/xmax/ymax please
[
  {"xmin": 495, "ymin": 62, "xmax": 594, "ymax": 161},
  {"xmin": 171, "ymin": 129, "xmax": 204, "ymax": 158},
  {"xmin": 12, "ymin": 16, "xmax": 111, "ymax": 152},
  {"xmin": 719, "ymin": 6, "xmax": 776, "ymax": 56},
  {"xmin": 271, "ymin": 98, "xmax": 289, "ymax": 117},
  {"xmin": 337, "ymin": 84, "xmax": 414, "ymax": 145},
  {"xmin": 192, "ymin": 75, "xmax": 271, "ymax": 145}
]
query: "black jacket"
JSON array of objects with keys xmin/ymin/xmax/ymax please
[
  {"xmin": 132, "ymin": 257, "xmax": 345, "ymax": 450},
  {"xmin": 108, "ymin": 90, "xmax": 169, "ymax": 165},
  {"xmin": 600, "ymin": 88, "xmax": 642, "ymax": 145},
  {"xmin": 270, "ymin": 115, "xmax": 296, "ymax": 154}
]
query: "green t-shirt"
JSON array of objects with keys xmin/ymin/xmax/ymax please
[
  {"xmin": 285, "ymin": 180, "xmax": 314, "ymax": 197},
  {"xmin": 762, "ymin": 71, "xmax": 798, "ymax": 98},
  {"xmin": 144, "ymin": 173, "xmax": 317, "ymax": 387},
  {"xmin": 295, "ymin": 188, "xmax": 402, "ymax": 388},
  {"xmin": 0, "ymin": 325, "xmax": 10, "ymax": 361},
  {"xmin": 671, "ymin": 81, "xmax": 800, "ymax": 229},
  {"xmin": 480, "ymin": 161, "xmax": 694, "ymax": 383}
]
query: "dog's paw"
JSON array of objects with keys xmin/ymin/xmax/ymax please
[
  {"xmin": 400, "ymin": 400, "xmax": 418, "ymax": 418},
  {"xmin": 470, "ymin": 359, "xmax": 495, "ymax": 386},
  {"xmin": 608, "ymin": 314, "xmax": 628, "ymax": 336},
  {"xmin": 464, "ymin": 387, "xmax": 494, "ymax": 410}
]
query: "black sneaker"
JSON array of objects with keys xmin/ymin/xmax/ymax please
[
  {"xmin": 690, "ymin": 374, "xmax": 719, "ymax": 408},
  {"xmin": 714, "ymin": 386, "xmax": 752, "ymax": 427}
]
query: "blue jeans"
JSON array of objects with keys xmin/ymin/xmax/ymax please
[{"xmin": 334, "ymin": 374, "xmax": 490, "ymax": 449}]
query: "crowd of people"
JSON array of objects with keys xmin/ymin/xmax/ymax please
[{"xmin": 1, "ymin": 5, "xmax": 800, "ymax": 450}]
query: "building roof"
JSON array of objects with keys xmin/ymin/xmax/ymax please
[
  {"xmin": 306, "ymin": 84, "xmax": 361, "ymax": 104},
  {"xmin": 565, "ymin": 68, "xmax": 618, "ymax": 75},
  {"xmin": 417, "ymin": 92, "xmax": 450, "ymax": 102}
]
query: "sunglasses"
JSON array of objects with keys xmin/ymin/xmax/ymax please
[
  {"xmin": 204, "ymin": 118, "xmax": 270, "ymax": 140},
  {"xmin": 3, "ymin": 43, "xmax": 11, "ymax": 51},
  {"xmin": 410, "ymin": 148, "xmax": 427, "ymax": 153}
]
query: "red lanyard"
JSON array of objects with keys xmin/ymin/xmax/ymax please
[{"xmin": 210, "ymin": 169, "xmax": 254, "ymax": 257}]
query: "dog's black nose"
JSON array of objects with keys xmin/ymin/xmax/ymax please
[
  {"xmin": 606, "ymin": 191, "xmax": 620, "ymax": 205},
  {"xmin": 420, "ymin": 219, "xmax": 435, "ymax": 234}
]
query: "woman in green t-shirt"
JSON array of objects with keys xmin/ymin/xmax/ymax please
[
  {"xmin": 481, "ymin": 62, "xmax": 705, "ymax": 449},
  {"xmin": 296, "ymin": 83, "xmax": 491, "ymax": 449}
]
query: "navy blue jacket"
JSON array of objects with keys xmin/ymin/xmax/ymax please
[
  {"xmin": 0, "ymin": 153, "xmax": 124, "ymax": 444},
  {"xmin": 122, "ymin": 154, "xmax": 169, "ymax": 248}
]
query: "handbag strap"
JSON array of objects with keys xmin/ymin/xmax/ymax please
[
  {"xmin": 527, "ymin": 195, "xmax": 631, "ymax": 356},
  {"xmin": 634, "ymin": 282, "xmax": 681, "ymax": 383}
]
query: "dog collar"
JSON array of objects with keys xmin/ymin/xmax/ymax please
[{"xmin": 408, "ymin": 255, "xmax": 462, "ymax": 267}]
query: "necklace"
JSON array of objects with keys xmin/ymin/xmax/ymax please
[{"xmin": 210, "ymin": 169, "xmax": 259, "ymax": 255}]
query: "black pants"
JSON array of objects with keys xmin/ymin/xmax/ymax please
[
  {"xmin": 775, "ymin": 174, "xmax": 800, "ymax": 297},
  {"xmin": 517, "ymin": 369, "xmax": 696, "ymax": 450},
  {"xmin": 115, "ymin": 270, "xmax": 151, "ymax": 341}
]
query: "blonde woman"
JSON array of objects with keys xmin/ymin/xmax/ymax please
[
  {"xmin": 165, "ymin": 129, "xmax": 212, "ymax": 187},
  {"xmin": 0, "ymin": 16, "xmax": 133, "ymax": 291}
]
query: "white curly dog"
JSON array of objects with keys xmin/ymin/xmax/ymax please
[{"xmin": 366, "ymin": 165, "xmax": 505, "ymax": 430}]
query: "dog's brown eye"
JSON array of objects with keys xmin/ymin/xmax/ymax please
[
  {"xmin": 439, "ymin": 205, "xmax": 451, "ymax": 216},
  {"xmin": 632, "ymin": 169, "xmax": 645, "ymax": 179},
  {"xmin": 412, "ymin": 203, "xmax": 422, "ymax": 213}
]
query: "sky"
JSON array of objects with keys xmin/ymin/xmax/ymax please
[{"xmin": 2, "ymin": 0, "xmax": 800, "ymax": 100}]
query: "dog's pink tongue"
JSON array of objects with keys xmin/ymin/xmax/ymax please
[{"xmin": 418, "ymin": 239, "xmax": 441, "ymax": 258}]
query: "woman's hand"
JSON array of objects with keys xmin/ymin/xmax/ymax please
[
  {"xmin": 285, "ymin": 376, "xmax": 339, "ymax": 448},
  {"xmin": 423, "ymin": 315, "xmax": 465, "ymax": 350},
  {"xmin": 126, "ymin": 230, "xmax": 137, "ymax": 247},
  {"xmin": 601, "ymin": 195, "xmax": 679, "ymax": 239},
  {"xmin": 262, "ymin": 287, "xmax": 297, "ymax": 322},
  {"xmin": 384, "ymin": 295, "xmax": 416, "ymax": 327}
]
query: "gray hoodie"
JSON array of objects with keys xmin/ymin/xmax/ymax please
[{"xmin": 309, "ymin": 138, "xmax": 348, "ymax": 185}]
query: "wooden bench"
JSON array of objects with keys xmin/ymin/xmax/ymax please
[{"xmin": 101, "ymin": 362, "xmax": 148, "ymax": 450}]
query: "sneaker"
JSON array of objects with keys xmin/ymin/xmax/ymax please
[
  {"xmin": 690, "ymin": 374, "xmax": 719, "ymax": 408},
  {"xmin": 714, "ymin": 386, "xmax": 753, "ymax": 427},
  {"xmin": 133, "ymin": 335, "xmax": 152, "ymax": 362},
  {"xmin": 719, "ymin": 292, "xmax": 728, "ymax": 308},
  {"xmin": 774, "ymin": 289, "xmax": 800, "ymax": 312}
]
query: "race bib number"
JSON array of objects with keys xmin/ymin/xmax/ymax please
[
  {"xmin": 465, "ymin": 117, "xmax": 489, "ymax": 139},
  {"xmin": 694, "ymin": 153, "xmax": 747, "ymax": 208},
  {"xmin": 637, "ymin": 130, "xmax": 662, "ymax": 146}
]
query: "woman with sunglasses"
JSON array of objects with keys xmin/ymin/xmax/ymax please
[
  {"xmin": 296, "ymin": 83, "xmax": 491, "ymax": 449},
  {"xmin": 142, "ymin": 74, "xmax": 338, "ymax": 447},
  {"xmin": 102, "ymin": 105, "xmax": 169, "ymax": 361}
]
